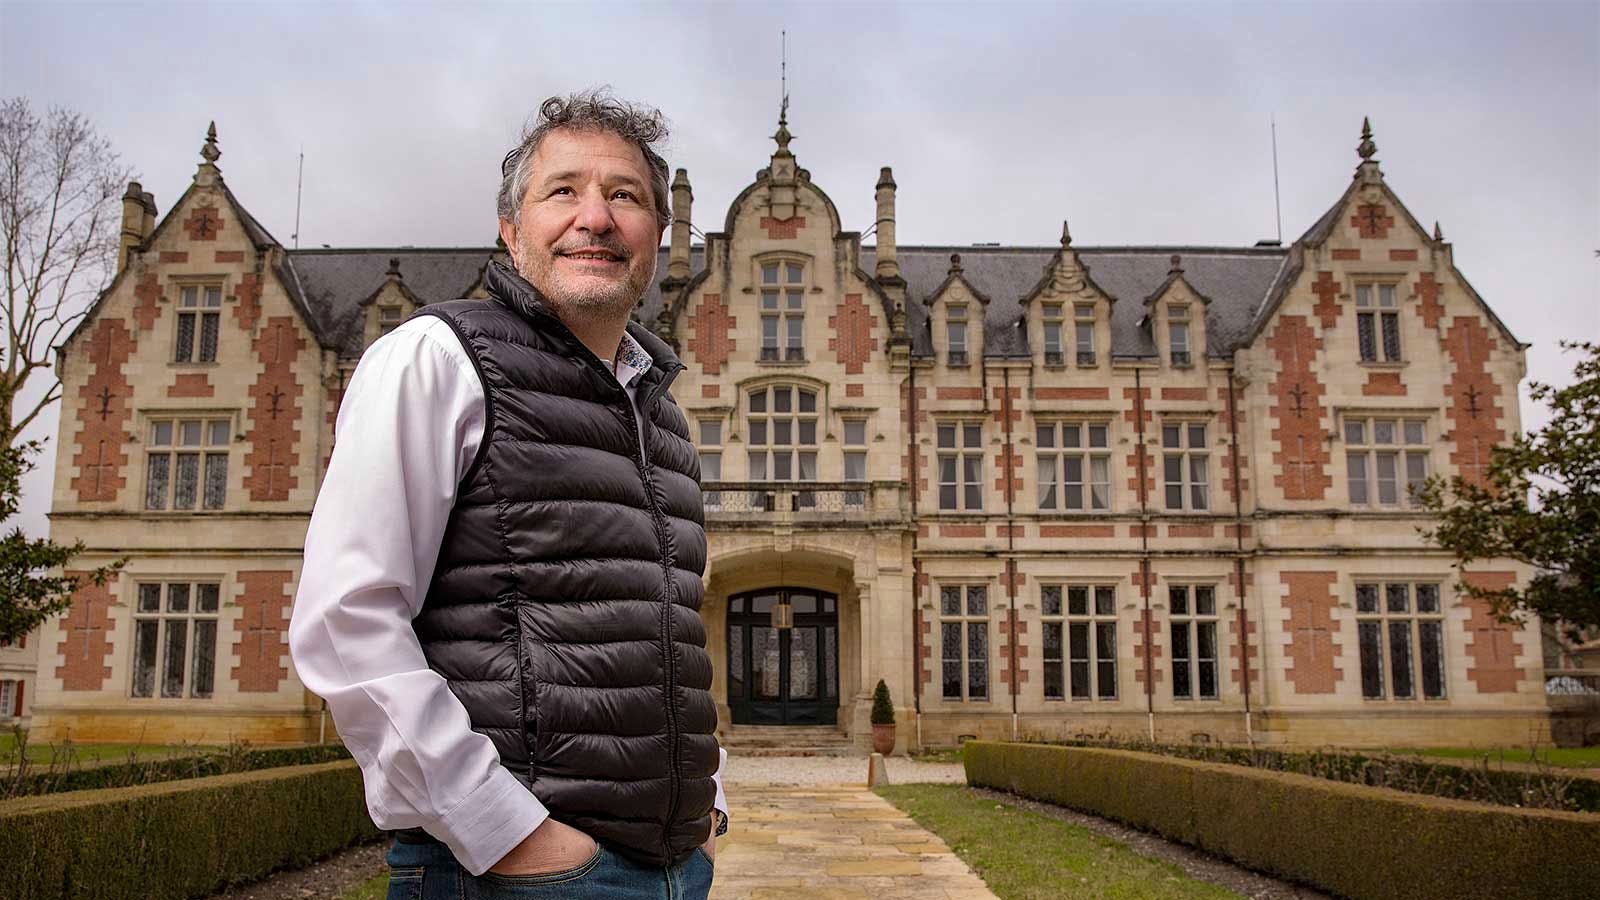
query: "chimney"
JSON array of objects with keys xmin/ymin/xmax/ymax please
[
  {"xmin": 668, "ymin": 168, "xmax": 692, "ymax": 282},
  {"xmin": 141, "ymin": 191, "xmax": 157, "ymax": 240},
  {"xmin": 119, "ymin": 181, "xmax": 146, "ymax": 272},
  {"xmin": 874, "ymin": 166, "xmax": 898, "ymax": 281}
]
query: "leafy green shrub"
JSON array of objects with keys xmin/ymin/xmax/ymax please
[
  {"xmin": 3, "ymin": 741, "xmax": 352, "ymax": 799},
  {"xmin": 1, "ymin": 760, "xmax": 380, "ymax": 900},
  {"xmin": 966, "ymin": 742, "xmax": 1599, "ymax": 900},
  {"xmin": 870, "ymin": 679, "xmax": 895, "ymax": 726}
]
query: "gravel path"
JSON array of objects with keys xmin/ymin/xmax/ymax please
[{"xmin": 724, "ymin": 753, "xmax": 965, "ymax": 785}]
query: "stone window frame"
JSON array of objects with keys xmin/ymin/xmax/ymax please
[
  {"xmin": 129, "ymin": 579, "xmax": 222, "ymax": 701},
  {"xmin": 753, "ymin": 253, "xmax": 812, "ymax": 363},
  {"xmin": 1354, "ymin": 279, "xmax": 1406, "ymax": 365},
  {"xmin": 841, "ymin": 417, "xmax": 868, "ymax": 507},
  {"xmin": 938, "ymin": 582, "xmax": 991, "ymax": 702},
  {"xmin": 0, "ymin": 679, "xmax": 18, "ymax": 719},
  {"xmin": 1167, "ymin": 302, "xmax": 1194, "ymax": 368},
  {"xmin": 1035, "ymin": 420, "xmax": 1112, "ymax": 513},
  {"xmin": 743, "ymin": 382, "xmax": 821, "ymax": 484},
  {"xmin": 697, "ymin": 416, "xmax": 723, "ymax": 510},
  {"xmin": 1342, "ymin": 414, "xmax": 1430, "ymax": 509},
  {"xmin": 1354, "ymin": 580, "xmax": 1448, "ymax": 701},
  {"xmin": 935, "ymin": 419, "xmax": 985, "ymax": 512},
  {"xmin": 1160, "ymin": 419, "xmax": 1211, "ymax": 513},
  {"xmin": 1074, "ymin": 302, "xmax": 1098, "ymax": 366},
  {"xmin": 1039, "ymin": 583, "xmax": 1119, "ymax": 701},
  {"xmin": 945, "ymin": 303, "xmax": 970, "ymax": 367},
  {"xmin": 1040, "ymin": 302, "xmax": 1065, "ymax": 366},
  {"xmin": 1168, "ymin": 584, "xmax": 1221, "ymax": 701},
  {"xmin": 142, "ymin": 414, "xmax": 235, "ymax": 512},
  {"xmin": 170, "ymin": 278, "xmax": 226, "ymax": 365},
  {"xmin": 377, "ymin": 305, "xmax": 404, "ymax": 337}
]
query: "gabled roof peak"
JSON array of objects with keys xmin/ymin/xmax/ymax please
[{"xmin": 1357, "ymin": 116, "xmax": 1377, "ymax": 162}]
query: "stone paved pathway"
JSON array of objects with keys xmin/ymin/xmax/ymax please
[{"xmin": 710, "ymin": 779, "xmax": 995, "ymax": 899}]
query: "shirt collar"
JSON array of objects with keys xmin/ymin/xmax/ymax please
[{"xmin": 613, "ymin": 330, "xmax": 652, "ymax": 389}]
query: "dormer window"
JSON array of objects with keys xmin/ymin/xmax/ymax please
[
  {"xmin": 1074, "ymin": 303, "xmax": 1096, "ymax": 365},
  {"xmin": 378, "ymin": 306, "xmax": 403, "ymax": 337},
  {"xmin": 1356, "ymin": 284, "xmax": 1401, "ymax": 363},
  {"xmin": 1042, "ymin": 303, "xmax": 1064, "ymax": 365},
  {"xmin": 760, "ymin": 261, "xmax": 805, "ymax": 361},
  {"xmin": 947, "ymin": 304, "xmax": 969, "ymax": 366},
  {"xmin": 1168, "ymin": 304, "xmax": 1192, "ymax": 367}
]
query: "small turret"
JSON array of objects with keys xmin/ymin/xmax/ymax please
[
  {"xmin": 874, "ymin": 167, "xmax": 899, "ymax": 281},
  {"xmin": 119, "ymin": 181, "xmax": 146, "ymax": 272},
  {"xmin": 667, "ymin": 168, "xmax": 693, "ymax": 282}
]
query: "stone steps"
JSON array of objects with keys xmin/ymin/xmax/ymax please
[{"xmin": 719, "ymin": 725, "xmax": 860, "ymax": 757}]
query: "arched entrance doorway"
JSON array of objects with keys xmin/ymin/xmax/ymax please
[{"xmin": 727, "ymin": 588, "xmax": 839, "ymax": 725}]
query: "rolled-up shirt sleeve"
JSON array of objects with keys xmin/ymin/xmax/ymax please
[{"xmin": 288, "ymin": 316, "xmax": 546, "ymax": 875}]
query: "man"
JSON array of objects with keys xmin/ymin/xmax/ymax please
[{"xmin": 289, "ymin": 90, "xmax": 726, "ymax": 898}]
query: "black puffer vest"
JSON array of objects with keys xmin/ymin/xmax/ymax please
[{"xmin": 411, "ymin": 261, "xmax": 717, "ymax": 866}]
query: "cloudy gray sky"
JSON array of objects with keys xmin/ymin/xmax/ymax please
[{"xmin": 4, "ymin": 0, "xmax": 1597, "ymax": 536}]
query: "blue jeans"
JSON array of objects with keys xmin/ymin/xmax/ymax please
[{"xmin": 383, "ymin": 835, "xmax": 715, "ymax": 900}]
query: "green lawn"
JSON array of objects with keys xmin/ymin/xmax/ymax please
[
  {"xmin": 1399, "ymin": 745, "xmax": 1600, "ymax": 769},
  {"xmin": 0, "ymin": 732, "xmax": 216, "ymax": 765},
  {"xmin": 876, "ymin": 784, "xmax": 1239, "ymax": 899},
  {"xmin": 909, "ymin": 745, "xmax": 965, "ymax": 765},
  {"xmin": 337, "ymin": 872, "xmax": 389, "ymax": 900}
]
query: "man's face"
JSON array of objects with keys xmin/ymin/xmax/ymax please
[{"xmin": 500, "ymin": 128, "xmax": 665, "ymax": 320}]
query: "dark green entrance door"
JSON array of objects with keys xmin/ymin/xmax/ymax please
[{"xmin": 727, "ymin": 589, "xmax": 839, "ymax": 725}]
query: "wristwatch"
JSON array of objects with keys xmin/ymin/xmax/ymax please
[{"xmin": 712, "ymin": 809, "xmax": 729, "ymax": 837}]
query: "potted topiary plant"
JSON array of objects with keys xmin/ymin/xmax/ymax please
[{"xmin": 870, "ymin": 679, "xmax": 896, "ymax": 755}]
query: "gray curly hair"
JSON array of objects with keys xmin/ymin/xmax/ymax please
[{"xmin": 497, "ymin": 89, "xmax": 672, "ymax": 228}]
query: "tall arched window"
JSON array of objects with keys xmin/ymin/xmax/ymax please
[{"xmin": 746, "ymin": 384, "xmax": 818, "ymax": 482}]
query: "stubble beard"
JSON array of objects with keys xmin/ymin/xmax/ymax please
[{"xmin": 513, "ymin": 229, "xmax": 654, "ymax": 326}]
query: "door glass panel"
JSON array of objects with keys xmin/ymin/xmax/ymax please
[
  {"xmin": 789, "ymin": 627, "xmax": 819, "ymax": 700},
  {"xmin": 728, "ymin": 626, "xmax": 745, "ymax": 699},
  {"xmin": 789, "ymin": 593, "xmax": 817, "ymax": 614},
  {"xmin": 752, "ymin": 627, "xmax": 781, "ymax": 700},
  {"xmin": 824, "ymin": 625, "xmax": 837, "ymax": 699}
]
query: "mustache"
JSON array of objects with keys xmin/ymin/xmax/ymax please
[{"xmin": 551, "ymin": 236, "xmax": 632, "ymax": 260}]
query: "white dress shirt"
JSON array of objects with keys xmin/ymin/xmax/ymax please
[{"xmin": 289, "ymin": 315, "xmax": 728, "ymax": 877}]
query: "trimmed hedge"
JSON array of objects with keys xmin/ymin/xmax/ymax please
[
  {"xmin": 4, "ymin": 743, "xmax": 353, "ymax": 799},
  {"xmin": 1048, "ymin": 737, "xmax": 1600, "ymax": 813},
  {"xmin": 966, "ymin": 741, "xmax": 1600, "ymax": 900},
  {"xmin": 1, "ymin": 760, "xmax": 381, "ymax": 900}
]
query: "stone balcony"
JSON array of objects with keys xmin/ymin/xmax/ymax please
[{"xmin": 700, "ymin": 481, "xmax": 909, "ymax": 529}]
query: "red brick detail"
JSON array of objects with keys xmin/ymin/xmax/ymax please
[
  {"xmin": 827, "ymin": 293, "xmax": 878, "ymax": 375},
  {"xmin": 1040, "ymin": 524, "xmax": 1115, "ymax": 539},
  {"xmin": 1415, "ymin": 273, "xmax": 1444, "ymax": 330},
  {"xmin": 71, "ymin": 318, "xmax": 134, "ymax": 502},
  {"xmin": 995, "ymin": 524, "xmax": 1025, "ymax": 539},
  {"xmin": 1127, "ymin": 523, "xmax": 1155, "ymax": 539},
  {"xmin": 1331, "ymin": 249, "xmax": 1361, "ymax": 261},
  {"xmin": 243, "ymin": 317, "xmax": 307, "ymax": 501},
  {"xmin": 917, "ymin": 612, "xmax": 932, "ymax": 688},
  {"xmin": 998, "ymin": 615, "xmax": 1030, "ymax": 686},
  {"xmin": 1218, "ymin": 385, "xmax": 1250, "ymax": 499},
  {"xmin": 1223, "ymin": 523, "xmax": 1252, "ymax": 539},
  {"xmin": 1351, "ymin": 203, "xmax": 1395, "ymax": 239},
  {"xmin": 992, "ymin": 386, "xmax": 1022, "ymax": 427},
  {"xmin": 936, "ymin": 387, "xmax": 982, "ymax": 401},
  {"xmin": 1266, "ymin": 315, "xmax": 1331, "ymax": 500},
  {"xmin": 215, "ymin": 250, "xmax": 245, "ymax": 263},
  {"xmin": 1228, "ymin": 606, "xmax": 1260, "ymax": 688},
  {"xmin": 183, "ymin": 204, "xmax": 225, "ymax": 241},
  {"xmin": 845, "ymin": 383, "xmax": 864, "ymax": 398},
  {"xmin": 1462, "ymin": 570, "xmax": 1521, "ymax": 694},
  {"xmin": 1311, "ymin": 271, "xmax": 1341, "ymax": 330},
  {"xmin": 167, "ymin": 373, "xmax": 215, "ymax": 398},
  {"xmin": 939, "ymin": 524, "xmax": 985, "ymax": 538},
  {"xmin": 1281, "ymin": 571, "xmax": 1342, "ymax": 694},
  {"xmin": 916, "ymin": 525, "xmax": 929, "ymax": 539},
  {"xmin": 1122, "ymin": 387, "xmax": 1154, "ymax": 498},
  {"xmin": 701, "ymin": 384, "xmax": 720, "ymax": 399},
  {"xmin": 323, "ymin": 381, "xmax": 344, "ymax": 472},
  {"xmin": 233, "ymin": 571, "xmax": 294, "ymax": 692},
  {"xmin": 1160, "ymin": 387, "xmax": 1207, "ymax": 402},
  {"xmin": 1000, "ymin": 566, "xmax": 1026, "ymax": 595},
  {"xmin": 54, "ymin": 572, "xmax": 119, "ymax": 691},
  {"xmin": 1037, "ymin": 387, "xmax": 1110, "ymax": 401},
  {"xmin": 231, "ymin": 272, "xmax": 263, "ymax": 332},
  {"xmin": 686, "ymin": 293, "xmax": 736, "ymax": 376},
  {"xmin": 1130, "ymin": 566, "xmax": 1159, "ymax": 593},
  {"xmin": 759, "ymin": 215, "xmax": 805, "ymax": 240},
  {"xmin": 132, "ymin": 271, "xmax": 163, "ymax": 331},
  {"xmin": 1167, "ymin": 523, "xmax": 1215, "ymax": 538},
  {"xmin": 1362, "ymin": 371, "xmax": 1407, "ymax": 396},
  {"xmin": 1389, "ymin": 249, "xmax": 1418, "ymax": 262},
  {"xmin": 159, "ymin": 250, "xmax": 189, "ymax": 264},
  {"xmin": 992, "ymin": 385, "xmax": 1024, "ymax": 502},
  {"xmin": 1443, "ymin": 316, "xmax": 1505, "ymax": 488},
  {"xmin": 901, "ymin": 382, "xmax": 930, "ymax": 501},
  {"xmin": 1133, "ymin": 608, "xmax": 1162, "ymax": 685}
]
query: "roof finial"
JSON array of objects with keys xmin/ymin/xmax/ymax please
[
  {"xmin": 387, "ymin": 257, "xmax": 402, "ymax": 279},
  {"xmin": 1060, "ymin": 220, "xmax": 1072, "ymax": 248},
  {"xmin": 200, "ymin": 121, "xmax": 221, "ymax": 165},
  {"xmin": 1169, "ymin": 253, "xmax": 1183, "ymax": 275},
  {"xmin": 948, "ymin": 253, "xmax": 963, "ymax": 275},
  {"xmin": 1433, "ymin": 221, "xmax": 1444, "ymax": 242},
  {"xmin": 773, "ymin": 29, "xmax": 793, "ymax": 152},
  {"xmin": 1357, "ymin": 116, "xmax": 1377, "ymax": 161}
]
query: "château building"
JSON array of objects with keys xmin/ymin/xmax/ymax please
[{"xmin": 29, "ymin": 113, "xmax": 1547, "ymax": 751}]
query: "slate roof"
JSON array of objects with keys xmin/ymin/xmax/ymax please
[{"xmin": 287, "ymin": 244, "xmax": 1288, "ymax": 361}]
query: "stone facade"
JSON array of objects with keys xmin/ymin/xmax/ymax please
[{"xmin": 27, "ymin": 117, "xmax": 1547, "ymax": 751}]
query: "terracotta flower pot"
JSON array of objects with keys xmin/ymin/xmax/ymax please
[{"xmin": 871, "ymin": 723, "xmax": 896, "ymax": 755}]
